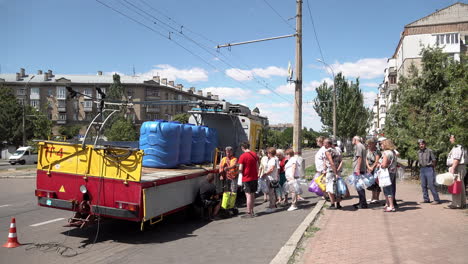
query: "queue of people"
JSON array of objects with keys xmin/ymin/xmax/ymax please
[{"xmin": 197, "ymin": 134, "xmax": 466, "ymax": 220}]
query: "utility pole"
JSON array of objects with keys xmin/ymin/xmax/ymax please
[
  {"xmin": 215, "ymin": 0, "xmax": 302, "ymax": 154},
  {"xmin": 293, "ymin": 0, "xmax": 302, "ymax": 154}
]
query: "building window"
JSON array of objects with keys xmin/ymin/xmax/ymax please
[
  {"xmin": 145, "ymin": 87, "xmax": 160, "ymax": 97},
  {"xmin": 389, "ymin": 76, "xmax": 396, "ymax": 84},
  {"xmin": 17, "ymin": 89, "xmax": 26, "ymax": 96},
  {"xmin": 146, "ymin": 113, "xmax": 160, "ymax": 120},
  {"xmin": 59, "ymin": 113, "xmax": 67, "ymax": 120},
  {"xmin": 30, "ymin": 87, "xmax": 40, "ymax": 99},
  {"xmin": 57, "ymin": 86, "xmax": 67, "ymax": 99},
  {"xmin": 83, "ymin": 101, "xmax": 93, "ymax": 108},
  {"xmin": 84, "ymin": 88, "xmax": 92, "ymax": 97},
  {"xmin": 437, "ymin": 33, "xmax": 459, "ymax": 45},
  {"xmin": 127, "ymin": 88, "xmax": 134, "ymax": 98},
  {"xmin": 58, "ymin": 100, "xmax": 66, "ymax": 108},
  {"xmin": 48, "ymin": 88, "xmax": 54, "ymax": 97},
  {"xmin": 30, "ymin": 100, "xmax": 40, "ymax": 109},
  {"xmin": 48, "ymin": 112, "xmax": 53, "ymax": 120}
]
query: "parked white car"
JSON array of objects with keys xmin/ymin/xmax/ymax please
[{"xmin": 9, "ymin": 146, "xmax": 38, "ymax": 165}]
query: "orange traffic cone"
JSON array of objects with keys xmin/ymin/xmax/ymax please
[{"xmin": 3, "ymin": 217, "xmax": 21, "ymax": 248}]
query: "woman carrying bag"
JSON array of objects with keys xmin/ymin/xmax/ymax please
[{"xmin": 379, "ymin": 139, "xmax": 398, "ymax": 212}]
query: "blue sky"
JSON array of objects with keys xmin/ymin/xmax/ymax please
[{"xmin": 1, "ymin": 0, "xmax": 465, "ymax": 131}]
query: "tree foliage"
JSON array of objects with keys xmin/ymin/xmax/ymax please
[
  {"xmin": 313, "ymin": 73, "xmax": 371, "ymax": 140},
  {"xmin": 105, "ymin": 116, "xmax": 138, "ymax": 141},
  {"xmin": 265, "ymin": 127, "xmax": 324, "ymax": 149},
  {"xmin": 107, "ymin": 74, "xmax": 126, "ymax": 101},
  {"xmin": 173, "ymin": 113, "xmax": 190, "ymax": 124},
  {"xmin": 59, "ymin": 125, "xmax": 81, "ymax": 139},
  {"xmin": 0, "ymin": 85, "xmax": 52, "ymax": 146},
  {"xmin": 385, "ymin": 47, "xmax": 468, "ymax": 171}
]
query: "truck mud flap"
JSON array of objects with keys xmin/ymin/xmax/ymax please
[
  {"xmin": 38, "ymin": 197, "xmax": 74, "ymax": 210},
  {"xmin": 92, "ymin": 205, "xmax": 139, "ymax": 219}
]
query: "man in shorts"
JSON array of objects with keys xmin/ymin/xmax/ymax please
[{"xmin": 238, "ymin": 141, "xmax": 259, "ymax": 218}]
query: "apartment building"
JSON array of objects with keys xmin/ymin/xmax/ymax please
[
  {"xmin": 371, "ymin": 2, "xmax": 468, "ymax": 134},
  {"xmin": 0, "ymin": 68, "xmax": 218, "ymax": 134}
]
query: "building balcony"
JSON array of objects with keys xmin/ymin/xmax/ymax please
[
  {"xmin": 57, "ymin": 120, "xmax": 67, "ymax": 124},
  {"xmin": 57, "ymin": 107, "xmax": 67, "ymax": 112},
  {"xmin": 146, "ymin": 107, "xmax": 160, "ymax": 113},
  {"xmin": 84, "ymin": 107, "xmax": 93, "ymax": 112}
]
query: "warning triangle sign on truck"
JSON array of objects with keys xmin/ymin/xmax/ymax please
[{"xmin": 59, "ymin": 185, "xmax": 66, "ymax": 193}]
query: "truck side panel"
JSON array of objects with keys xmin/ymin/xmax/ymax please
[{"xmin": 36, "ymin": 170, "xmax": 143, "ymax": 221}]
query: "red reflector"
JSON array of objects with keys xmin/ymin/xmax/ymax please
[
  {"xmin": 35, "ymin": 190, "xmax": 46, "ymax": 197},
  {"xmin": 115, "ymin": 201, "xmax": 139, "ymax": 212},
  {"xmin": 127, "ymin": 204, "xmax": 138, "ymax": 212},
  {"xmin": 35, "ymin": 190, "xmax": 56, "ymax": 198}
]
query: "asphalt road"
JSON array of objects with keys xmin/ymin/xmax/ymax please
[{"xmin": 0, "ymin": 149, "xmax": 318, "ymax": 264}]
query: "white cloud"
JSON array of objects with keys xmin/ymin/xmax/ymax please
[
  {"xmin": 225, "ymin": 66, "xmax": 287, "ymax": 81},
  {"xmin": 363, "ymin": 91, "xmax": 377, "ymax": 107},
  {"xmin": 258, "ymin": 89, "xmax": 272, "ymax": 95},
  {"xmin": 329, "ymin": 58, "xmax": 387, "ymax": 79},
  {"xmin": 201, "ymin": 86, "xmax": 252, "ymax": 100},
  {"xmin": 140, "ymin": 64, "xmax": 208, "ymax": 82},
  {"xmin": 362, "ymin": 82, "xmax": 380, "ymax": 88},
  {"xmin": 275, "ymin": 78, "xmax": 332, "ymax": 95}
]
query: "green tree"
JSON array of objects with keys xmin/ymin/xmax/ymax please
[
  {"xmin": 313, "ymin": 73, "xmax": 371, "ymax": 140},
  {"xmin": 59, "ymin": 125, "xmax": 81, "ymax": 139},
  {"xmin": 173, "ymin": 113, "xmax": 190, "ymax": 124},
  {"xmin": 107, "ymin": 73, "xmax": 126, "ymax": 101},
  {"xmin": 0, "ymin": 86, "xmax": 23, "ymax": 145},
  {"xmin": 385, "ymin": 47, "xmax": 468, "ymax": 171},
  {"xmin": 105, "ymin": 116, "xmax": 138, "ymax": 141}
]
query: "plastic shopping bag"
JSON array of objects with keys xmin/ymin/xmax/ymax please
[
  {"xmin": 336, "ymin": 178, "xmax": 348, "ymax": 196},
  {"xmin": 314, "ymin": 173, "xmax": 326, "ymax": 192},
  {"xmin": 308, "ymin": 180, "xmax": 324, "ymax": 196},
  {"xmin": 258, "ymin": 178, "xmax": 269, "ymax": 194},
  {"xmin": 221, "ymin": 192, "xmax": 237, "ymax": 209},
  {"xmin": 377, "ymin": 168, "xmax": 392, "ymax": 188},
  {"xmin": 448, "ymin": 180, "xmax": 462, "ymax": 194}
]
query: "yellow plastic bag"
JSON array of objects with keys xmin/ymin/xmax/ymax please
[
  {"xmin": 221, "ymin": 192, "xmax": 237, "ymax": 209},
  {"xmin": 314, "ymin": 173, "xmax": 326, "ymax": 192}
]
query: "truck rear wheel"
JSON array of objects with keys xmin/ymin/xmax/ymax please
[{"xmin": 19, "ymin": 160, "xmax": 25, "ymax": 165}]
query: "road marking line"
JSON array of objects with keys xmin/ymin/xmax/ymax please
[
  {"xmin": 30, "ymin": 218, "xmax": 65, "ymax": 227},
  {"xmin": 0, "ymin": 204, "xmax": 11, "ymax": 208}
]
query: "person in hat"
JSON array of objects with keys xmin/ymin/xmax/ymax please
[
  {"xmin": 417, "ymin": 139, "xmax": 440, "ymax": 204},
  {"xmin": 446, "ymin": 135, "xmax": 466, "ymax": 209}
]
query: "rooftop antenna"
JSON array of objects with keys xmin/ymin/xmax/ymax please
[{"xmin": 132, "ymin": 65, "xmax": 136, "ymax": 76}]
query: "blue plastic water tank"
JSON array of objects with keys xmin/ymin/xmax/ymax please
[
  {"xmin": 190, "ymin": 125, "xmax": 206, "ymax": 164},
  {"xmin": 176, "ymin": 122, "xmax": 192, "ymax": 165},
  {"xmin": 140, "ymin": 120, "xmax": 181, "ymax": 168},
  {"xmin": 204, "ymin": 127, "xmax": 218, "ymax": 163}
]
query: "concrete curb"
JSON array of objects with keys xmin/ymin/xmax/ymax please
[
  {"xmin": 270, "ymin": 199, "xmax": 326, "ymax": 264},
  {"xmin": 0, "ymin": 175, "xmax": 36, "ymax": 179}
]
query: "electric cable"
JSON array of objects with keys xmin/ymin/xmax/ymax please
[
  {"xmin": 114, "ymin": 0, "xmax": 292, "ymax": 103},
  {"xmin": 305, "ymin": 0, "xmax": 325, "ymax": 64},
  {"xmin": 262, "ymin": 0, "xmax": 296, "ymax": 31}
]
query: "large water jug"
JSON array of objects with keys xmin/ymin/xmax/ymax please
[
  {"xmin": 204, "ymin": 127, "xmax": 218, "ymax": 163},
  {"xmin": 178, "ymin": 123, "xmax": 193, "ymax": 164},
  {"xmin": 190, "ymin": 125, "xmax": 206, "ymax": 164},
  {"xmin": 140, "ymin": 120, "xmax": 181, "ymax": 168}
]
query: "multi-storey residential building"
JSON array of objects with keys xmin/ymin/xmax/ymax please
[
  {"xmin": 269, "ymin": 123, "xmax": 293, "ymax": 132},
  {"xmin": 0, "ymin": 68, "xmax": 218, "ymax": 134},
  {"xmin": 371, "ymin": 2, "xmax": 468, "ymax": 134}
]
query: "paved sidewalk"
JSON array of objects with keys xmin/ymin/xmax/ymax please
[{"xmin": 299, "ymin": 180, "xmax": 468, "ymax": 264}]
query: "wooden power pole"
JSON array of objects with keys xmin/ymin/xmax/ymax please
[{"xmin": 293, "ymin": 0, "xmax": 302, "ymax": 154}]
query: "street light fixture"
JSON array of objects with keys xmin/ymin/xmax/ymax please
[{"xmin": 316, "ymin": 59, "xmax": 336, "ymax": 139}]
